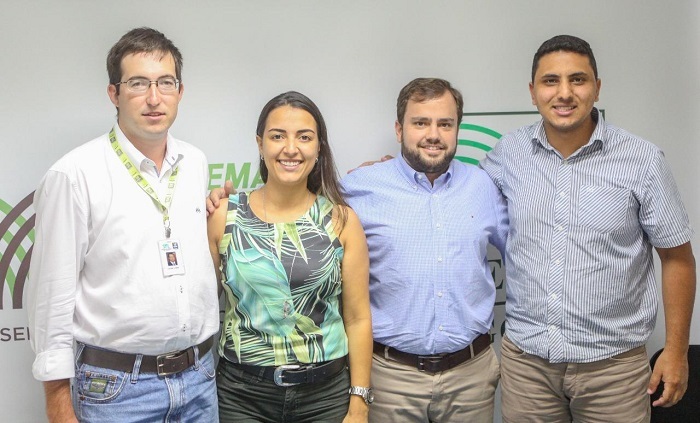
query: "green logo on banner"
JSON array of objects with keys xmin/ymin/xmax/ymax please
[
  {"xmin": 456, "ymin": 123, "xmax": 502, "ymax": 165},
  {"xmin": 0, "ymin": 193, "xmax": 35, "ymax": 310},
  {"xmin": 208, "ymin": 161, "xmax": 263, "ymax": 190}
]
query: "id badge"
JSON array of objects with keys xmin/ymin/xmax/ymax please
[{"xmin": 159, "ymin": 239, "xmax": 185, "ymax": 276}]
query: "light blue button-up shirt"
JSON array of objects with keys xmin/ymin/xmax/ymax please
[{"xmin": 342, "ymin": 154, "xmax": 508, "ymax": 355}]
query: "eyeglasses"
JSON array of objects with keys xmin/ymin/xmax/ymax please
[{"xmin": 115, "ymin": 77, "xmax": 180, "ymax": 94}]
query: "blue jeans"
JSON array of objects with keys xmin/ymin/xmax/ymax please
[{"xmin": 73, "ymin": 344, "xmax": 218, "ymax": 423}]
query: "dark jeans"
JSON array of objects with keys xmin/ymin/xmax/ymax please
[{"xmin": 217, "ymin": 358, "xmax": 350, "ymax": 423}]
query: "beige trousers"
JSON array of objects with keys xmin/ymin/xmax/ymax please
[
  {"xmin": 500, "ymin": 336, "xmax": 651, "ymax": 423},
  {"xmin": 369, "ymin": 345, "xmax": 500, "ymax": 423}
]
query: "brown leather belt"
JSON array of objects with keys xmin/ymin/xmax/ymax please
[
  {"xmin": 232, "ymin": 356, "xmax": 347, "ymax": 387},
  {"xmin": 80, "ymin": 337, "xmax": 214, "ymax": 376},
  {"xmin": 373, "ymin": 333, "xmax": 491, "ymax": 373}
]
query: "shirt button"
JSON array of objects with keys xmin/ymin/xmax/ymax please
[
  {"xmin": 436, "ymin": 223, "xmax": 442, "ymax": 229},
  {"xmin": 550, "ymin": 293, "xmax": 557, "ymax": 300},
  {"xmin": 437, "ymin": 257, "xmax": 443, "ymax": 262},
  {"xmin": 548, "ymin": 325, "xmax": 556, "ymax": 332},
  {"xmin": 438, "ymin": 291, "xmax": 443, "ymax": 297},
  {"xmin": 559, "ymin": 192, "xmax": 566, "ymax": 198},
  {"xmin": 562, "ymin": 159, "xmax": 568, "ymax": 165},
  {"xmin": 554, "ymin": 259, "xmax": 561, "ymax": 265},
  {"xmin": 556, "ymin": 225, "xmax": 563, "ymax": 231},
  {"xmin": 182, "ymin": 324, "xmax": 187, "ymax": 331},
  {"xmin": 433, "ymin": 194, "xmax": 438, "ymax": 198},
  {"xmin": 439, "ymin": 325, "xmax": 444, "ymax": 331}
]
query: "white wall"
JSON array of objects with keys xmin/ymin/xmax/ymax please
[{"xmin": 1, "ymin": 1, "xmax": 697, "ymax": 421}]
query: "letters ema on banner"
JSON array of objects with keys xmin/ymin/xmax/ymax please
[{"xmin": 208, "ymin": 162, "xmax": 263, "ymax": 191}]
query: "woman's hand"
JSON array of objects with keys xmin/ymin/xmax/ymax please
[{"xmin": 342, "ymin": 395, "xmax": 369, "ymax": 423}]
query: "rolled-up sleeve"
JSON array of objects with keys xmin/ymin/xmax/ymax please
[{"xmin": 27, "ymin": 169, "xmax": 88, "ymax": 381}]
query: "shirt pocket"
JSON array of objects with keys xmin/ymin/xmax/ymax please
[{"xmin": 577, "ymin": 185, "xmax": 632, "ymax": 233}]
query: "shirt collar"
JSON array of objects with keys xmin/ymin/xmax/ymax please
[
  {"xmin": 530, "ymin": 107, "xmax": 606, "ymax": 157},
  {"xmin": 113, "ymin": 123, "xmax": 184, "ymax": 174},
  {"xmin": 396, "ymin": 151, "xmax": 454, "ymax": 189}
]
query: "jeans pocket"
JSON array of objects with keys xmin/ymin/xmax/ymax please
[
  {"xmin": 217, "ymin": 359, "xmax": 266, "ymax": 385},
  {"xmin": 198, "ymin": 351, "xmax": 217, "ymax": 380},
  {"xmin": 76, "ymin": 363, "xmax": 128, "ymax": 403}
]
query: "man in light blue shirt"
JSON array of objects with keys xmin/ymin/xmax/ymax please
[
  {"xmin": 343, "ymin": 78, "xmax": 508, "ymax": 423},
  {"xmin": 481, "ymin": 35, "xmax": 696, "ymax": 422}
]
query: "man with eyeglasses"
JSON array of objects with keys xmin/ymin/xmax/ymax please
[{"xmin": 27, "ymin": 27, "xmax": 219, "ymax": 422}]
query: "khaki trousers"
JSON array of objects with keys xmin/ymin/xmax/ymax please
[
  {"xmin": 500, "ymin": 336, "xmax": 651, "ymax": 423},
  {"xmin": 369, "ymin": 345, "xmax": 499, "ymax": 423}
]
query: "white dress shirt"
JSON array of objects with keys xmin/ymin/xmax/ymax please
[{"xmin": 27, "ymin": 124, "xmax": 219, "ymax": 381}]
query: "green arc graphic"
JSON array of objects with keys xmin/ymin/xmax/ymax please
[
  {"xmin": 458, "ymin": 139, "xmax": 492, "ymax": 151},
  {"xmin": 459, "ymin": 123, "xmax": 502, "ymax": 139},
  {"xmin": 455, "ymin": 156, "xmax": 480, "ymax": 166},
  {"xmin": 456, "ymin": 123, "xmax": 503, "ymax": 165}
]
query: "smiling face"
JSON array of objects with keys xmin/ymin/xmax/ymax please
[
  {"xmin": 396, "ymin": 92, "xmax": 458, "ymax": 183},
  {"xmin": 257, "ymin": 105, "xmax": 320, "ymax": 188},
  {"xmin": 107, "ymin": 52, "xmax": 183, "ymax": 150},
  {"xmin": 530, "ymin": 50, "xmax": 601, "ymax": 143}
]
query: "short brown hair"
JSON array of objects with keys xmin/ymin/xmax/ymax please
[
  {"xmin": 106, "ymin": 27, "xmax": 183, "ymax": 93},
  {"xmin": 396, "ymin": 78, "xmax": 464, "ymax": 126}
]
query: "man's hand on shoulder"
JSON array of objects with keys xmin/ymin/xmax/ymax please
[
  {"xmin": 206, "ymin": 180, "xmax": 235, "ymax": 216},
  {"xmin": 346, "ymin": 155, "xmax": 394, "ymax": 174}
]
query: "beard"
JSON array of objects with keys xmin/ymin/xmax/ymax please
[{"xmin": 400, "ymin": 137, "xmax": 456, "ymax": 176}]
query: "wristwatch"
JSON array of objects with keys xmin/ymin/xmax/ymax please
[{"xmin": 349, "ymin": 386, "xmax": 374, "ymax": 404}]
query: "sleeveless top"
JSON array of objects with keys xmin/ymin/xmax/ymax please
[{"xmin": 218, "ymin": 191, "xmax": 347, "ymax": 366}]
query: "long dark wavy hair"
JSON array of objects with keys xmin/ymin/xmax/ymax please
[{"xmin": 256, "ymin": 91, "xmax": 348, "ymax": 229}]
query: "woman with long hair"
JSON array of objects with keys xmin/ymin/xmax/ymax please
[{"xmin": 208, "ymin": 91, "xmax": 372, "ymax": 422}]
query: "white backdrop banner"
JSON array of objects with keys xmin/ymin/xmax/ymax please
[{"xmin": 1, "ymin": 1, "xmax": 697, "ymax": 422}]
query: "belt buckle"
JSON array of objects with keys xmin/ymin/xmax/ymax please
[
  {"xmin": 417, "ymin": 354, "xmax": 444, "ymax": 372},
  {"xmin": 156, "ymin": 350, "xmax": 187, "ymax": 376},
  {"xmin": 273, "ymin": 364, "xmax": 301, "ymax": 387}
]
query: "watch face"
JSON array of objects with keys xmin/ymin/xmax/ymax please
[{"xmin": 367, "ymin": 389, "xmax": 375, "ymax": 403}]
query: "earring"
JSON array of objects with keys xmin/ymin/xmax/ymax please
[
  {"xmin": 260, "ymin": 155, "xmax": 264, "ymax": 162},
  {"xmin": 315, "ymin": 157, "xmax": 319, "ymax": 163}
]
